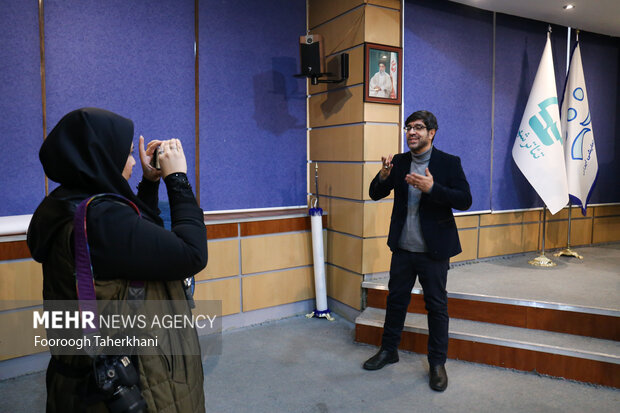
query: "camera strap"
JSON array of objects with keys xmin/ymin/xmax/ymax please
[{"xmin": 73, "ymin": 193, "xmax": 142, "ymax": 335}]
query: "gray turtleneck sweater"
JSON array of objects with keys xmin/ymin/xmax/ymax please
[{"xmin": 398, "ymin": 146, "xmax": 432, "ymax": 252}]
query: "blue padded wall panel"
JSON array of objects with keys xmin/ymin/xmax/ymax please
[
  {"xmin": 492, "ymin": 15, "xmax": 567, "ymax": 211},
  {"xmin": 404, "ymin": 0, "xmax": 493, "ymax": 212},
  {"xmin": 0, "ymin": 2, "xmax": 44, "ymax": 216},
  {"xmin": 44, "ymin": 0, "xmax": 195, "ymax": 197},
  {"xmin": 577, "ymin": 33, "xmax": 620, "ymax": 204},
  {"xmin": 199, "ymin": 0, "xmax": 306, "ymax": 211}
]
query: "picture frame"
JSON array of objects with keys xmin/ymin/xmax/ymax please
[{"xmin": 364, "ymin": 43, "xmax": 402, "ymax": 104}]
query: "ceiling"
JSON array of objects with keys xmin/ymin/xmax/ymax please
[{"xmin": 448, "ymin": 0, "xmax": 620, "ymax": 37}]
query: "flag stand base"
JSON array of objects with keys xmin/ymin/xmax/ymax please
[
  {"xmin": 306, "ymin": 309, "xmax": 335, "ymax": 321},
  {"xmin": 528, "ymin": 254, "xmax": 556, "ymax": 267},
  {"xmin": 554, "ymin": 248, "xmax": 583, "ymax": 259}
]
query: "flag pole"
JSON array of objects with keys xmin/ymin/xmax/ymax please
[
  {"xmin": 555, "ymin": 28, "xmax": 583, "ymax": 260},
  {"xmin": 555, "ymin": 204, "xmax": 583, "ymax": 259},
  {"xmin": 529, "ymin": 206, "xmax": 556, "ymax": 267},
  {"xmin": 306, "ymin": 163, "xmax": 334, "ymax": 321},
  {"xmin": 528, "ymin": 25, "xmax": 557, "ymax": 267}
]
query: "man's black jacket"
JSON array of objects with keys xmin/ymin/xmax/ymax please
[{"xmin": 369, "ymin": 147, "xmax": 472, "ymax": 261}]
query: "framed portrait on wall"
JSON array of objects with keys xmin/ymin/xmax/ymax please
[{"xmin": 364, "ymin": 43, "xmax": 402, "ymax": 104}]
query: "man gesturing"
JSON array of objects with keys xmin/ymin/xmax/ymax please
[{"xmin": 363, "ymin": 110, "xmax": 472, "ymax": 392}]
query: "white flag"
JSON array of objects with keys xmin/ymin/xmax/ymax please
[
  {"xmin": 389, "ymin": 52, "xmax": 397, "ymax": 99},
  {"xmin": 560, "ymin": 42, "xmax": 598, "ymax": 215},
  {"xmin": 512, "ymin": 35, "xmax": 568, "ymax": 215}
]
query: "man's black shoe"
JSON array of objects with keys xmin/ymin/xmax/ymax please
[
  {"xmin": 429, "ymin": 364, "xmax": 448, "ymax": 391},
  {"xmin": 363, "ymin": 349, "xmax": 399, "ymax": 370}
]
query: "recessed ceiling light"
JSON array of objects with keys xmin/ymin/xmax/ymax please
[{"xmin": 563, "ymin": 4, "xmax": 575, "ymax": 10}]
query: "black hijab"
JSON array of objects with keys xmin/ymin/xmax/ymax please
[{"xmin": 40, "ymin": 107, "xmax": 162, "ymax": 224}]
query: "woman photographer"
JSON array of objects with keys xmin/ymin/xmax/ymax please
[{"xmin": 27, "ymin": 108, "xmax": 207, "ymax": 413}]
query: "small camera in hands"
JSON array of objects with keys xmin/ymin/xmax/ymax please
[
  {"xmin": 150, "ymin": 148, "xmax": 161, "ymax": 170},
  {"xmin": 93, "ymin": 355, "xmax": 147, "ymax": 413}
]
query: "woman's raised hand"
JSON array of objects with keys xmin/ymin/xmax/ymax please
[
  {"xmin": 158, "ymin": 139, "xmax": 187, "ymax": 178},
  {"xmin": 139, "ymin": 135, "xmax": 163, "ymax": 182}
]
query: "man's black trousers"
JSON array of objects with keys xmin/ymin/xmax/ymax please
[{"xmin": 381, "ymin": 249, "xmax": 450, "ymax": 367}]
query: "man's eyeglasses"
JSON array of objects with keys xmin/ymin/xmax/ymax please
[{"xmin": 403, "ymin": 125, "xmax": 427, "ymax": 132}]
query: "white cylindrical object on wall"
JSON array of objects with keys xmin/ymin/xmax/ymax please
[{"xmin": 310, "ymin": 210, "xmax": 328, "ymax": 312}]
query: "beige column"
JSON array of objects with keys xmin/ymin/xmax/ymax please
[{"xmin": 307, "ymin": 0, "xmax": 402, "ymax": 310}]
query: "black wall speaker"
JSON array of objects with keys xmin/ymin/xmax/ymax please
[{"xmin": 299, "ymin": 34, "xmax": 325, "ymax": 76}]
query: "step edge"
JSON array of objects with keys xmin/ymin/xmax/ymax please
[
  {"xmin": 355, "ymin": 313, "xmax": 620, "ymax": 365},
  {"xmin": 362, "ymin": 282, "xmax": 620, "ymax": 317}
]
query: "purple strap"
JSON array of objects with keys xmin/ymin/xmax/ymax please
[{"xmin": 73, "ymin": 193, "xmax": 140, "ymax": 334}]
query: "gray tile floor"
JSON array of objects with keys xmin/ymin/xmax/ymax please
[
  {"xmin": 1, "ymin": 315, "xmax": 618, "ymax": 412},
  {"xmin": 1, "ymin": 243, "xmax": 619, "ymax": 412}
]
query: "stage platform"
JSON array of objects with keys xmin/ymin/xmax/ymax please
[{"xmin": 356, "ymin": 243, "xmax": 620, "ymax": 387}]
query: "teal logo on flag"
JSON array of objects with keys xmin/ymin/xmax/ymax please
[
  {"xmin": 516, "ymin": 130, "xmax": 544, "ymax": 159},
  {"xmin": 528, "ymin": 97, "xmax": 562, "ymax": 146}
]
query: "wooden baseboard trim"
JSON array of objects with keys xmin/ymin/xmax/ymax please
[
  {"xmin": 206, "ymin": 223, "xmax": 238, "ymax": 240},
  {"xmin": 241, "ymin": 217, "xmax": 311, "ymax": 236},
  {"xmin": 0, "ymin": 241, "xmax": 31, "ymax": 261}
]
